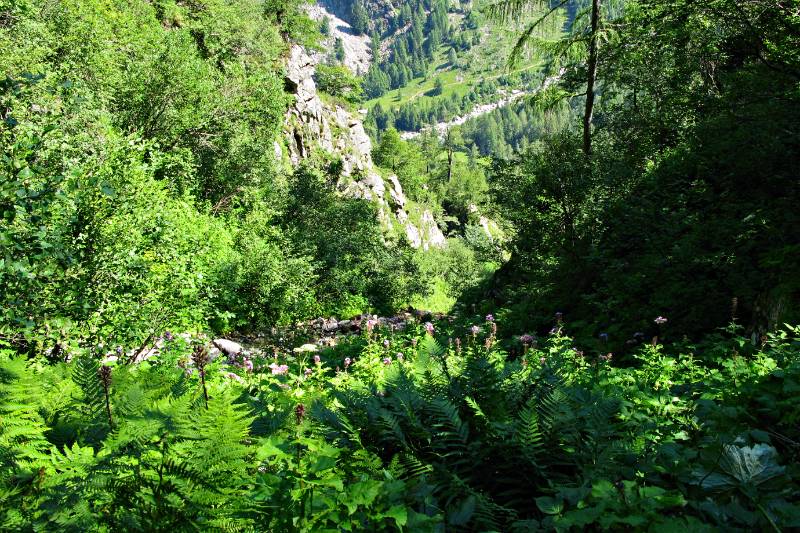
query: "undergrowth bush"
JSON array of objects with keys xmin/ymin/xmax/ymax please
[{"xmin": 2, "ymin": 321, "xmax": 798, "ymax": 530}]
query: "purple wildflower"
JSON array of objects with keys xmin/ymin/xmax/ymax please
[
  {"xmin": 396, "ymin": 353, "xmax": 404, "ymax": 362},
  {"xmin": 269, "ymin": 363, "xmax": 289, "ymax": 375},
  {"xmin": 485, "ymin": 314, "xmax": 494, "ymax": 322},
  {"xmin": 313, "ymin": 354, "xmax": 321, "ymax": 364},
  {"xmin": 304, "ymin": 367, "xmax": 313, "ymax": 376},
  {"xmin": 244, "ymin": 359, "xmax": 254, "ymax": 372},
  {"xmin": 470, "ymin": 325, "xmax": 481, "ymax": 336},
  {"xmin": 383, "ymin": 357, "xmax": 392, "ymax": 365},
  {"xmin": 383, "ymin": 339, "xmax": 390, "ymax": 348},
  {"xmin": 654, "ymin": 316, "xmax": 668, "ymax": 325},
  {"xmin": 519, "ymin": 334, "xmax": 534, "ymax": 345},
  {"xmin": 163, "ymin": 331, "xmax": 174, "ymax": 342},
  {"xmin": 424, "ymin": 322, "xmax": 435, "ymax": 335}
]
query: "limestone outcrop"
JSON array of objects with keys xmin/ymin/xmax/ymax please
[{"xmin": 281, "ymin": 44, "xmax": 445, "ymax": 249}]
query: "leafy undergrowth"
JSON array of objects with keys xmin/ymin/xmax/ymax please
[{"xmin": 1, "ymin": 321, "xmax": 799, "ymax": 531}]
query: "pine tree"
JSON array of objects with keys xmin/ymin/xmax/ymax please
[
  {"xmin": 432, "ymin": 77, "xmax": 444, "ymax": 96},
  {"xmin": 351, "ymin": 1, "xmax": 369, "ymax": 35},
  {"xmin": 334, "ymin": 37, "xmax": 345, "ymax": 62}
]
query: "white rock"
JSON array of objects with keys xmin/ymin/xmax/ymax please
[{"xmin": 213, "ymin": 339, "xmax": 243, "ymax": 356}]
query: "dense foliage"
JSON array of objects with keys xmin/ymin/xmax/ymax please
[
  {"xmin": 2, "ymin": 319, "xmax": 799, "ymax": 530},
  {"xmin": 0, "ymin": 0, "xmax": 424, "ymax": 352},
  {"xmin": 3, "ymin": 0, "xmax": 800, "ymax": 529},
  {"xmin": 470, "ymin": 0, "xmax": 800, "ymax": 343}
]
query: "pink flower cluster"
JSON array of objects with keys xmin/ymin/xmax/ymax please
[{"xmin": 269, "ymin": 362, "xmax": 289, "ymax": 375}]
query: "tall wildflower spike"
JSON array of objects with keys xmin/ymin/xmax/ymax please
[
  {"xmin": 192, "ymin": 345, "xmax": 211, "ymax": 409},
  {"xmin": 98, "ymin": 365, "xmax": 114, "ymax": 427},
  {"xmin": 98, "ymin": 365, "xmax": 112, "ymax": 389}
]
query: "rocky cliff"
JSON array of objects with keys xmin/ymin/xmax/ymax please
[{"xmin": 281, "ymin": 44, "xmax": 445, "ymax": 250}]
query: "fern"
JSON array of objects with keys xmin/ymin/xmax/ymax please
[
  {"xmin": 0, "ymin": 358, "xmax": 51, "ymax": 528},
  {"xmin": 516, "ymin": 396, "xmax": 545, "ymax": 468}
]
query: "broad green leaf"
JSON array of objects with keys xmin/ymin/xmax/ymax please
[
  {"xmin": 383, "ymin": 505, "xmax": 408, "ymax": 527},
  {"xmin": 536, "ymin": 495, "xmax": 563, "ymax": 515}
]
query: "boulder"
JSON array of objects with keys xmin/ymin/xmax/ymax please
[{"xmin": 213, "ymin": 339, "xmax": 243, "ymax": 357}]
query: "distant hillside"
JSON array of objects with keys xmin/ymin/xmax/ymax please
[{"xmin": 321, "ymin": 0, "xmax": 560, "ymax": 141}]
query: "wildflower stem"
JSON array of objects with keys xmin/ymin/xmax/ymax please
[
  {"xmin": 200, "ymin": 369, "xmax": 209, "ymax": 410},
  {"xmin": 103, "ymin": 385, "xmax": 113, "ymax": 428}
]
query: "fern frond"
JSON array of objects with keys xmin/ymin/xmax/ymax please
[
  {"xmin": 516, "ymin": 397, "xmax": 545, "ymax": 467},
  {"xmin": 0, "ymin": 358, "xmax": 51, "ymax": 497},
  {"xmin": 396, "ymin": 453, "xmax": 433, "ymax": 482},
  {"xmin": 71, "ymin": 355, "xmax": 105, "ymax": 420}
]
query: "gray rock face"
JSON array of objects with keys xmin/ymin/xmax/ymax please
[
  {"xmin": 282, "ymin": 44, "xmax": 445, "ymax": 250},
  {"xmin": 284, "ymin": 46, "xmax": 392, "ymax": 202}
]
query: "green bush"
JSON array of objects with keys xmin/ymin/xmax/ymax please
[{"xmin": 314, "ymin": 64, "xmax": 364, "ymax": 104}]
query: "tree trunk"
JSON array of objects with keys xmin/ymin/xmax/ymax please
[
  {"xmin": 583, "ymin": 0, "xmax": 601, "ymax": 156},
  {"xmin": 447, "ymin": 147, "xmax": 453, "ymax": 182}
]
